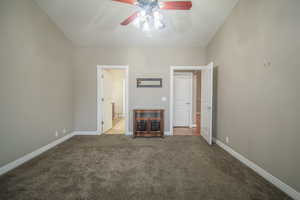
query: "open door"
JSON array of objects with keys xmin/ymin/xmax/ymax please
[
  {"xmin": 102, "ymin": 70, "xmax": 113, "ymax": 133},
  {"xmin": 174, "ymin": 73, "xmax": 193, "ymax": 127},
  {"xmin": 201, "ymin": 63, "xmax": 213, "ymax": 145}
]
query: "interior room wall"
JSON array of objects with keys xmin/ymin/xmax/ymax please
[
  {"xmin": 73, "ymin": 47, "xmax": 206, "ymax": 132},
  {"xmin": 0, "ymin": 0, "xmax": 73, "ymax": 167},
  {"xmin": 207, "ymin": 0, "xmax": 300, "ymax": 192}
]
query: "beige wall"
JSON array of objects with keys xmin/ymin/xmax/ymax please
[
  {"xmin": 73, "ymin": 47, "xmax": 206, "ymax": 131},
  {"xmin": 0, "ymin": 0, "xmax": 73, "ymax": 166},
  {"xmin": 207, "ymin": 0, "xmax": 300, "ymax": 192}
]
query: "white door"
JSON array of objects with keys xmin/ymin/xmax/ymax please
[
  {"xmin": 122, "ymin": 79, "xmax": 126, "ymax": 118},
  {"xmin": 174, "ymin": 73, "xmax": 192, "ymax": 127},
  {"xmin": 201, "ymin": 63, "xmax": 214, "ymax": 145},
  {"xmin": 102, "ymin": 70, "xmax": 113, "ymax": 132}
]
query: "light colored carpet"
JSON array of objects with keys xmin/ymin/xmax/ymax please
[{"xmin": 0, "ymin": 135, "xmax": 291, "ymax": 200}]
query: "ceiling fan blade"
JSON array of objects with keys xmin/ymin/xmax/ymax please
[
  {"xmin": 160, "ymin": 1, "xmax": 192, "ymax": 10},
  {"xmin": 121, "ymin": 11, "xmax": 139, "ymax": 25},
  {"xmin": 112, "ymin": 0, "xmax": 136, "ymax": 5}
]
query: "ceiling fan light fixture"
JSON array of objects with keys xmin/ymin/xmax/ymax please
[
  {"xmin": 154, "ymin": 19, "xmax": 164, "ymax": 30},
  {"xmin": 134, "ymin": 9, "xmax": 165, "ymax": 31},
  {"xmin": 140, "ymin": 10, "xmax": 147, "ymax": 17},
  {"xmin": 114, "ymin": 0, "xmax": 192, "ymax": 31},
  {"xmin": 133, "ymin": 14, "xmax": 141, "ymax": 27},
  {"xmin": 153, "ymin": 10, "xmax": 161, "ymax": 19},
  {"xmin": 153, "ymin": 11, "xmax": 165, "ymax": 30},
  {"xmin": 142, "ymin": 21, "xmax": 150, "ymax": 31}
]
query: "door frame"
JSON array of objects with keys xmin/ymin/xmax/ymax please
[
  {"xmin": 97, "ymin": 65, "xmax": 129, "ymax": 135},
  {"xmin": 173, "ymin": 72, "xmax": 193, "ymax": 128},
  {"xmin": 170, "ymin": 65, "xmax": 212, "ymax": 136}
]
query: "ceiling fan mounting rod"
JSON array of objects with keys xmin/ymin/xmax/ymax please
[{"xmin": 137, "ymin": 0, "xmax": 159, "ymax": 12}]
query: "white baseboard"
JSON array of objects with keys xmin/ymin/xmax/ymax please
[
  {"xmin": 75, "ymin": 130, "xmax": 172, "ymax": 137},
  {"xmin": 127, "ymin": 131, "xmax": 171, "ymax": 136},
  {"xmin": 73, "ymin": 131, "xmax": 169, "ymax": 137},
  {"xmin": 125, "ymin": 132, "xmax": 133, "ymax": 136},
  {"xmin": 74, "ymin": 131, "xmax": 132, "ymax": 136},
  {"xmin": 189, "ymin": 124, "xmax": 196, "ymax": 128},
  {"xmin": 213, "ymin": 138, "xmax": 300, "ymax": 200},
  {"xmin": 73, "ymin": 131, "xmax": 100, "ymax": 136},
  {"xmin": 0, "ymin": 133, "xmax": 74, "ymax": 176},
  {"xmin": 164, "ymin": 131, "xmax": 172, "ymax": 136}
]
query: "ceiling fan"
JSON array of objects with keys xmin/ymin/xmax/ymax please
[{"xmin": 113, "ymin": 0, "xmax": 192, "ymax": 31}]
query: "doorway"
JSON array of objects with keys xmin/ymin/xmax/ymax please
[
  {"xmin": 97, "ymin": 65, "xmax": 129, "ymax": 135},
  {"xmin": 173, "ymin": 72, "xmax": 193, "ymax": 127},
  {"xmin": 173, "ymin": 71, "xmax": 198, "ymax": 136},
  {"xmin": 170, "ymin": 64, "xmax": 213, "ymax": 145}
]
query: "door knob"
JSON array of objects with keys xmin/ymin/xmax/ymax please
[{"xmin": 186, "ymin": 102, "xmax": 191, "ymax": 105}]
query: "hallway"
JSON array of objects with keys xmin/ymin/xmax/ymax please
[{"xmin": 105, "ymin": 118, "xmax": 125, "ymax": 134}]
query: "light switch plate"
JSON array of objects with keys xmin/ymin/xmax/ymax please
[{"xmin": 226, "ymin": 136, "xmax": 229, "ymax": 144}]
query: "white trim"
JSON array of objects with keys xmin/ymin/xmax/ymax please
[
  {"xmin": 122, "ymin": 79, "xmax": 126, "ymax": 118},
  {"xmin": 170, "ymin": 68, "xmax": 174, "ymax": 136},
  {"xmin": 0, "ymin": 133, "xmax": 74, "ymax": 176},
  {"xmin": 73, "ymin": 131, "xmax": 99, "ymax": 136},
  {"xmin": 127, "ymin": 131, "xmax": 170, "ymax": 136},
  {"xmin": 164, "ymin": 131, "xmax": 171, "ymax": 136},
  {"xmin": 213, "ymin": 138, "xmax": 300, "ymax": 200},
  {"xmin": 170, "ymin": 65, "xmax": 210, "ymax": 136},
  {"xmin": 97, "ymin": 65, "xmax": 129, "ymax": 135},
  {"xmin": 171, "ymin": 66, "xmax": 210, "ymax": 71},
  {"xmin": 125, "ymin": 132, "xmax": 133, "ymax": 136},
  {"xmin": 189, "ymin": 124, "xmax": 197, "ymax": 128}
]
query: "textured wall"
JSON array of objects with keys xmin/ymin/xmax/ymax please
[
  {"xmin": 0, "ymin": 0, "xmax": 73, "ymax": 166},
  {"xmin": 73, "ymin": 47, "xmax": 206, "ymax": 131},
  {"xmin": 207, "ymin": 0, "xmax": 300, "ymax": 192}
]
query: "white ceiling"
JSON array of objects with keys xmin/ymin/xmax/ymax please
[{"xmin": 35, "ymin": 0, "xmax": 239, "ymax": 47}]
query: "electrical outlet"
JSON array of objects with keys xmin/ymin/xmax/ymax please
[
  {"xmin": 62, "ymin": 128, "xmax": 67, "ymax": 134},
  {"xmin": 55, "ymin": 131, "xmax": 59, "ymax": 137},
  {"xmin": 263, "ymin": 59, "xmax": 271, "ymax": 69},
  {"xmin": 226, "ymin": 136, "xmax": 229, "ymax": 144},
  {"xmin": 161, "ymin": 97, "xmax": 167, "ymax": 102}
]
